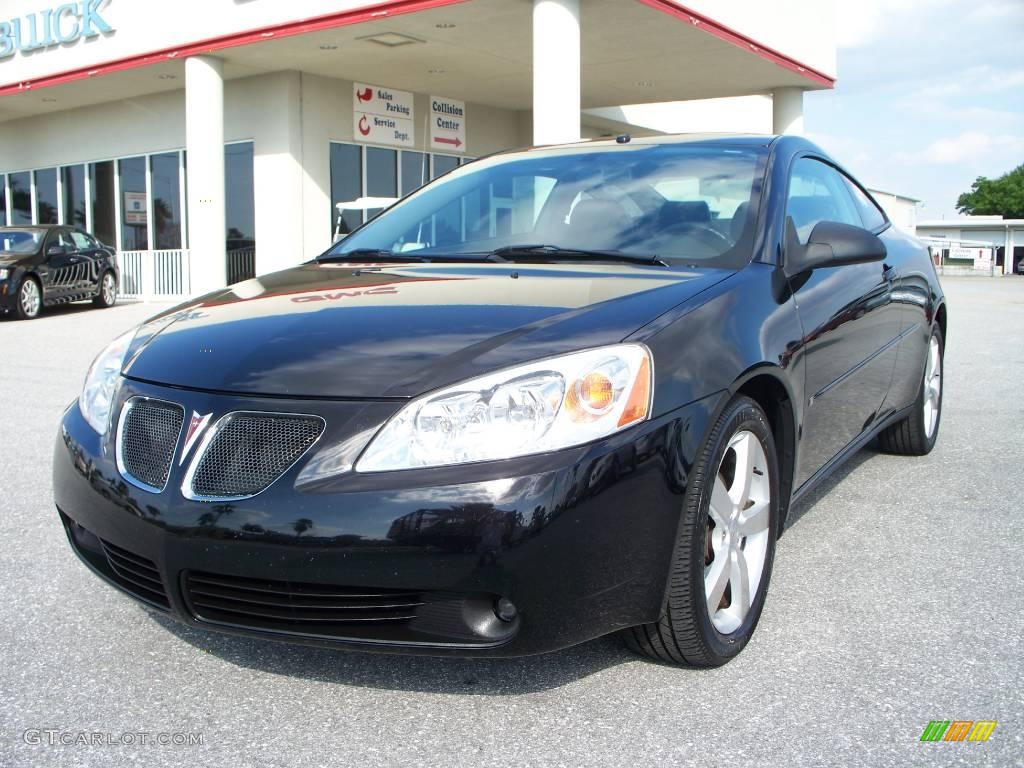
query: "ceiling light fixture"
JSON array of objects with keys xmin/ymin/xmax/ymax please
[
  {"xmin": 435, "ymin": 23, "xmax": 456, "ymax": 29},
  {"xmin": 428, "ymin": 68, "xmax": 446, "ymax": 74},
  {"xmin": 158, "ymin": 74, "xmax": 177, "ymax": 80},
  {"xmin": 636, "ymin": 80, "xmax": 654, "ymax": 87},
  {"xmin": 319, "ymin": 44, "xmax": 338, "ymax": 50},
  {"xmin": 357, "ymin": 31, "xmax": 425, "ymax": 47}
]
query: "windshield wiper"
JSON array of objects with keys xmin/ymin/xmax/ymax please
[
  {"xmin": 317, "ymin": 249, "xmax": 432, "ymax": 263},
  {"xmin": 486, "ymin": 244, "xmax": 668, "ymax": 267}
]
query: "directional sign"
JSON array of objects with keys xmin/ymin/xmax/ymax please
[
  {"xmin": 353, "ymin": 83, "xmax": 415, "ymax": 147},
  {"xmin": 429, "ymin": 95, "xmax": 466, "ymax": 153}
]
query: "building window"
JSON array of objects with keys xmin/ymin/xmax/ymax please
[
  {"xmin": 90, "ymin": 161, "xmax": 116, "ymax": 247},
  {"xmin": 366, "ymin": 147, "xmax": 397, "ymax": 220},
  {"xmin": 150, "ymin": 152, "xmax": 182, "ymax": 249},
  {"xmin": 401, "ymin": 152, "xmax": 429, "ymax": 196},
  {"xmin": 119, "ymin": 156, "xmax": 148, "ymax": 250},
  {"xmin": 330, "ymin": 143, "xmax": 362, "ymax": 236},
  {"xmin": 432, "ymin": 155, "xmax": 459, "ymax": 179},
  {"xmin": 61, "ymin": 165, "xmax": 86, "ymax": 227},
  {"xmin": 0, "ymin": 178, "xmax": 6, "ymax": 225},
  {"xmin": 9, "ymin": 172, "xmax": 31, "ymax": 225},
  {"xmin": 225, "ymin": 142, "xmax": 256, "ymax": 283},
  {"xmin": 35, "ymin": 168, "xmax": 58, "ymax": 224}
]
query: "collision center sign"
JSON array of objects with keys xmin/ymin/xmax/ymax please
[
  {"xmin": 429, "ymin": 95, "xmax": 466, "ymax": 153},
  {"xmin": 353, "ymin": 82, "xmax": 414, "ymax": 148}
]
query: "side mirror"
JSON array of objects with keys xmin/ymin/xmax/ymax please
[
  {"xmin": 785, "ymin": 220, "xmax": 886, "ymax": 275},
  {"xmin": 46, "ymin": 244, "xmax": 67, "ymax": 257}
]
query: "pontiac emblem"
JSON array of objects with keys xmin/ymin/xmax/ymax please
[{"xmin": 180, "ymin": 411, "xmax": 212, "ymax": 465}]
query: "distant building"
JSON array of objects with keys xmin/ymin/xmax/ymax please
[
  {"xmin": 866, "ymin": 189, "xmax": 919, "ymax": 234},
  {"xmin": 916, "ymin": 216, "xmax": 1024, "ymax": 275}
]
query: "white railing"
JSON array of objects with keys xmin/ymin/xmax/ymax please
[
  {"xmin": 227, "ymin": 248, "xmax": 256, "ymax": 285},
  {"xmin": 119, "ymin": 249, "xmax": 191, "ymax": 300}
]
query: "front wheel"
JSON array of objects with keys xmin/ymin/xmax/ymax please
[
  {"xmin": 624, "ymin": 395, "xmax": 779, "ymax": 667},
  {"xmin": 878, "ymin": 324, "xmax": 943, "ymax": 456},
  {"xmin": 93, "ymin": 271, "xmax": 117, "ymax": 308},
  {"xmin": 14, "ymin": 276, "xmax": 42, "ymax": 320}
]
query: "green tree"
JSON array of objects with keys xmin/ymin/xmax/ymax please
[{"xmin": 956, "ymin": 163, "xmax": 1024, "ymax": 219}]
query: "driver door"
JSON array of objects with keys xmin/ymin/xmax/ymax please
[
  {"xmin": 39, "ymin": 228, "xmax": 78, "ymax": 301},
  {"xmin": 786, "ymin": 158, "xmax": 902, "ymax": 487}
]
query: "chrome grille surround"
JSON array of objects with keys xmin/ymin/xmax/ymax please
[
  {"xmin": 115, "ymin": 397, "xmax": 185, "ymax": 493},
  {"xmin": 181, "ymin": 411, "xmax": 326, "ymax": 502}
]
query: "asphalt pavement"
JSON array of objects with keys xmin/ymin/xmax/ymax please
[{"xmin": 1, "ymin": 277, "xmax": 1021, "ymax": 768}]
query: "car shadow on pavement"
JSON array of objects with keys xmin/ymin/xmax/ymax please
[
  {"xmin": 0, "ymin": 299, "xmax": 140, "ymax": 321},
  {"xmin": 148, "ymin": 612, "xmax": 638, "ymax": 695}
]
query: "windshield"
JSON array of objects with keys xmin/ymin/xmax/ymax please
[
  {"xmin": 0, "ymin": 230, "xmax": 43, "ymax": 254},
  {"xmin": 325, "ymin": 143, "xmax": 766, "ymax": 267}
]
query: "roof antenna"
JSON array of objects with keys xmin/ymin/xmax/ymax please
[{"xmin": 616, "ymin": 134, "xmax": 631, "ymax": 144}]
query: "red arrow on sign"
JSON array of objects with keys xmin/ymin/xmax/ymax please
[
  {"xmin": 356, "ymin": 87, "xmax": 373, "ymax": 102},
  {"xmin": 434, "ymin": 136, "xmax": 462, "ymax": 148},
  {"xmin": 358, "ymin": 115, "xmax": 371, "ymax": 136}
]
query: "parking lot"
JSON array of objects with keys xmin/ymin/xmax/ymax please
[{"xmin": 1, "ymin": 276, "xmax": 1021, "ymax": 768}]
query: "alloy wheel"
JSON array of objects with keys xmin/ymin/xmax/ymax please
[
  {"xmin": 922, "ymin": 335, "xmax": 941, "ymax": 439},
  {"xmin": 102, "ymin": 273, "xmax": 116, "ymax": 305},
  {"xmin": 20, "ymin": 279, "xmax": 40, "ymax": 318},
  {"xmin": 705, "ymin": 430, "xmax": 772, "ymax": 635}
]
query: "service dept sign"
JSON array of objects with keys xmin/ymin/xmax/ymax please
[
  {"xmin": 0, "ymin": 0, "xmax": 114, "ymax": 60},
  {"xmin": 353, "ymin": 82, "xmax": 415, "ymax": 148}
]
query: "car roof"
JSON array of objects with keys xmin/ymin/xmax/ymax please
[{"xmin": 0, "ymin": 225, "xmax": 56, "ymax": 232}]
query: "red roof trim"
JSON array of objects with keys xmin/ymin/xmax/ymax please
[
  {"xmin": 0, "ymin": 0, "xmax": 468, "ymax": 96},
  {"xmin": 634, "ymin": 0, "xmax": 835, "ymax": 88}
]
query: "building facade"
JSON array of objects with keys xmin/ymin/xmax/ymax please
[{"xmin": 0, "ymin": 0, "xmax": 837, "ymax": 298}]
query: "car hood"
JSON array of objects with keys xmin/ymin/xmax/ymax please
[
  {"xmin": 123, "ymin": 261, "xmax": 730, "ymax": 399},
  {"xmin": 0, "ymin": 254, "xmax": 30, "ymax": 267}
]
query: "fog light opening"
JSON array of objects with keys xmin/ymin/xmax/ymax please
[{"xmin": 494, "ymin": 597, "xmax": 518, "ymax": 622}]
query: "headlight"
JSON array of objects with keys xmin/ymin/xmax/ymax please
[
  {"xmin": 0, "ymin": 268, "xmax": 9, "ymax": 280},
  {"xmin": 356, "ymin": 344, "xmax": 652, "ymax": 472},
  {"xmin": 80, "ymin": 329, "xmax": 135, "ymax": 434}
]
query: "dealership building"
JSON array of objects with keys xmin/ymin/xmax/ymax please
[{"xmin": 0, "ymin": 0, "xmax": 836, "ymax": 299}]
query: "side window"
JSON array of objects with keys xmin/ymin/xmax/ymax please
[
  {"xmin": 70, "ymin": 231, "xmax": 93, "ymax": 250},
  {"xmin": 842, "ymin": 177, "xmax": 887, "ymax": 231},
  {"xmin": 786, "ymin": 158, "xmax": 862, "ymax": 244},
  {"xmin": 44, "ymin": 229, "xmax": 73, "ymax": 254}
]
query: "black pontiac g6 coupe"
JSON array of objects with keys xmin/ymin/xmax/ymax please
[{"xmin": 53, "ymin": 135, "xmax": 945, "ymax": 666}]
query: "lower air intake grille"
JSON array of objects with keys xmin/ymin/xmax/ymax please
[
  {"xmin": 187, "ymin": 412, "xmax": 324, "ymax": 499},
  {"xmin": 99, "ymin": 539, "xmax": 170, "ymax": 609},
  {"xmin": 184, "ymin": 572, "xmax": 425, "ymax": 636},
  {"xmin": 118, "ymin": 398, "xmax": 184, "ymax": 492}
]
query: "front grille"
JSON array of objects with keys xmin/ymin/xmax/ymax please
[
  {"xmin": 186, "ymin": 412, "xmax": 324, "ymax": 499},
  {"xmin": 184, "ymin": 571, "xmax": 424, "ymax": 636},
  {"xmin": 117, "ymin": 398, "xmax": 184, "ymax": 492},
  {"xmin": 100, "ymin": 539, "xmax": 170, "ymax": 609}
]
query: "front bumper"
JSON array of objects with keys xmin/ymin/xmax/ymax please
[{"xmin": 53, "ymin": 377, "xmax": 718, "ymax": 656}]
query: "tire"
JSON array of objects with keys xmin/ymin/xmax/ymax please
[
  {"xmin": 13, "ymin": 275, "xmax": 42, "ymax": 320},
  {"xmin": 624, "ymin": 395, "xmax": 780, "ymax": 667},
  {"xmin": 93, "ymin": 270, "xmax": 117, "ymax": 309},
  {"xmin": 878, "ymin": 324, "xmax": 943, "ymax": 456}
]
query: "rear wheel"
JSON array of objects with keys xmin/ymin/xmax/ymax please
[
  {"xmin": 878, "ymin": 324, "xmax": 943, "ymax": 456},
  {"xmin": 14, "ymin": 275, "xmax": 41, "ymax": 320},
  {"xmin": 93, "ymin": 271, "xmax": 117, "ymax": 308},
  {"xmin": 624, "ymin": 396, "xmax": 779, "ymax": 666}
]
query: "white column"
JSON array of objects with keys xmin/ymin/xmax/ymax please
[
  {"xmin": 186, "ymin": 55, "xmax": 227, "ymax": 294},
  {"xmin": 772, "ymin": 87, "xmax": 804, "ymax": 136},
  {"xmin": 533, "ymin": 0, "xmax": 580, "ymax": 145}
]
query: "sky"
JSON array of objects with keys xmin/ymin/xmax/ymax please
[{"xmin": 805, "ymin": 0, "xmax": 1024, "ymax": 220}]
